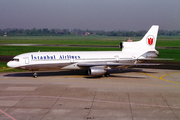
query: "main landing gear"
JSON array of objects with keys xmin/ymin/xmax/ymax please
[{"xmin": 102, "ymin": 73, "xmax": 110, "ymax": 77}]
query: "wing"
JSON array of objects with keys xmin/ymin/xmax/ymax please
[{"xmin": 138, "ymin": 58, "xmax": 173, "ymax": 61}]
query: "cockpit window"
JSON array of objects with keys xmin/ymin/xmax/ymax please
[{"xmin": 11, "ymin": 58, "xmax": 19, "ymax": 62}]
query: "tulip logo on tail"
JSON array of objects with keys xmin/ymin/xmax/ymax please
[{"xmin": 147, "ymin": 35, "xmax": 154, "ymax": 46}]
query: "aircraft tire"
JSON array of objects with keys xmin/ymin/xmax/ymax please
[
  {"xmin": 104, "ymin": 73, "xmax": 110, "ymax": 77},
  {"xmin": 33, "ymin": 72, "xmax": 38, "ymax": 78}
]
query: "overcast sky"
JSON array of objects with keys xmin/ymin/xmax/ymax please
[{"xmin": 1, "ymin": 0, "xmax": 180, "ymax": 31}]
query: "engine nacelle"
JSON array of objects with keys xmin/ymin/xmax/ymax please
[{"xmin": 88, "ymin": 67, "xmax": 106, "ymax": 77}]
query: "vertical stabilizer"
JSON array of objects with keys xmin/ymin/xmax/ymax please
[
  {"xmin": 139, "ymin": 25, "xmax": 159, "ymax": 51},
  {"xmin": 121, "ymin": 25, "xmax": 159, "ymax": 52}
]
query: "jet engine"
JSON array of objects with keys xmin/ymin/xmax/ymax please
[{"xmin": 88, "ymin": 67, "xmax": 106, "ymax": 77}]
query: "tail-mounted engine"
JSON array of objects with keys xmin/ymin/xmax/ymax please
[{"xmin": 119, "ymin": 42, "xmax": 123, "ymax": 49}]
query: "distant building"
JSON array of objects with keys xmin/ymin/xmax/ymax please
[
  {"xmin": 4, "ymin": 32, "xmax": 7, "ymax": 37},
  {"xmin": 127, "ymin": 37, "xmax": 133, "ymax": 42},
  {"xmin": 85, "ymin": 32, "xmax": 90, "ymax": 36}
]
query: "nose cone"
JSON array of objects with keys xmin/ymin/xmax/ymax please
[{"xmin": 7, "ymin": 61, "xmax": 19, "ymax": 68}]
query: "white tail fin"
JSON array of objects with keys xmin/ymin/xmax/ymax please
[
  {"xmin": 120, "ymin": 25, "xmax": 159, "ymax": 59},
  {"xmin": 121, "ymin": 25, "xmax": 159, "ymax": 51},
  {"xmin": 139, "ymin": 25, "xmax": 159, "ymax": 51},
  {"xmin": 121, "ymin": 25, "xmax": 159, "ymax": 52}
]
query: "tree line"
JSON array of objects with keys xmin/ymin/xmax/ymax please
[{"xmin": 0, "ymin": 28, "xmax": 180, "ymax": 36}]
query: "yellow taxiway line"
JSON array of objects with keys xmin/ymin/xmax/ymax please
[{"xmin": 143, "ymin": 71, "xmax": 180, "ymax": 85}]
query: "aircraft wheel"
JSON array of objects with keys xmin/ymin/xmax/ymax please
[
  {"xmin": 34, "ymin": 75, "xmax": 37, "ymax": 78},
  {"xmin": 104, "ymin": 73, "xmax": 110, "ymax": 77},
  {"xmin": 33, "ymin": 72, "xmax": 38, "ymax": 78},
  {"xmin": 85, "ymin": 70, "xmax": 89, "ymax": 75}
]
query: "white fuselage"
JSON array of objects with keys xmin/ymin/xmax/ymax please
[{"xmin": 7, "ymin": 51, "xmax": 136, "ymax": 71}]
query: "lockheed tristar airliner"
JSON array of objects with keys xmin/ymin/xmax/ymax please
[{"xmin": 7, "ymin": 25, "xmax": 161, "ymax": 77}]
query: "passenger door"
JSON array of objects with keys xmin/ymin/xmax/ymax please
[
  {"xmin": 70, "ymin": 57, "xmax": 74, "ymax": 63},
  {"xmin": 115, "ymin": 55, "xmax": 119, "ymax": 62},
  {"xmin": 25, "ymin": 57, "xmax": 29, "ymax": 64}
]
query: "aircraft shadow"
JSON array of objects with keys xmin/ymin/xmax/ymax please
[
  {"xmin": 108, "ymin": 75, "xmax": 145, "ymax": 79},
  {"xmin": 85, "ymin": 75, "xmax": 145, "ymax": 79},
  {"xmin": 4, "ymin": 70, "xmax": 87, "ymax": 77},
  {"xmin": 4, "ymin": 68, "xmax": 157, "ymax": 78}
]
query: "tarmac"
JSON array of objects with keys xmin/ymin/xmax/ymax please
[{"xmin": 0, "ymin": 68, "xmax": 180, "ymax": 120}]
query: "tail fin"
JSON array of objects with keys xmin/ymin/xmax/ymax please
[
  {"xmin": 139, "ymin": 25, "xmax": 159, "ymax": 51},
  {"xmin": 120, "ymin": 25, "xmax": 159, "ymax": 52}
]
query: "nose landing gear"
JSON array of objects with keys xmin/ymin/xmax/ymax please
[{"xmin": 33, "ymin": 72, "xmax": 38, "ymax": 78}]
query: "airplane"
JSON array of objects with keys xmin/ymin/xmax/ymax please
[{"xmin": 7, "ymin": 25, "xmax": 161, "ymax": 78}]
